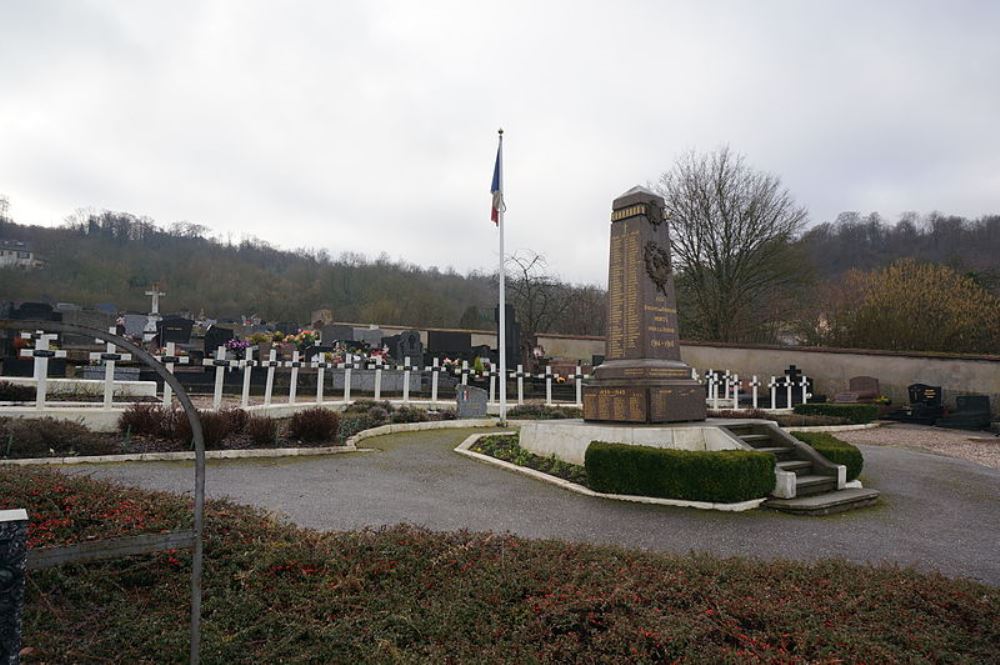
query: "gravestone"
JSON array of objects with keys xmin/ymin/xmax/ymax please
[
  {"xmin": 456, "ymin": 384, "xmax": 488, "ymax": 418},
  {"xmin": 12, "ymin": 301, "xmax": 59, "ymax": 321},
  {"xmin": 582, "ymin": 186, "xmax": 704, "ymax": 423},
  {"xmin": 427, "ymin": 330, "xmax": 472, "ymax": 358},
  {"xmin": 321, "ymin": 324, "xmax": 355, "ymax": 343},
  {"xmin": 494, "ymin": 304, "xmax": 521, "ymax": 370},
  {"xmin": 158, "ymin": 317, "xmax": 194, "ymax": 344},
  {"xmin": 390, "ymin": 330, "xmax": 423, "ymax": 366},
  {"xmin": 203, "ymin": 326, "xmax": 235, "ymax": 355},
  {"xmin": 353, "ymin": 327, "xmax": 385, "ymax": 347},
  {"xmin": 834, "ymin": 375, "xmax": 880, "ymax": 403},
  {"xmin": 122, "ymin": 313, "xmax": 148, "ymax": 339}
]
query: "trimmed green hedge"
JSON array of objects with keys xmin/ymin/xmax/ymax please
[
  {"xmin": 792, "ymin": 432, "xmax": 864, "ymax": 481},
  {"xmin": 584, "ymin": 442, "xmax": 775, "ymax": 503},
  {"xmin": 793, "ymin": 403, "xmax": 879, "ymax": 424}
]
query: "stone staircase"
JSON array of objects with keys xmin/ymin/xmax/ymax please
[{"xmin": 722, "ymin": 423, "xmax": 880, "ymax": 515}]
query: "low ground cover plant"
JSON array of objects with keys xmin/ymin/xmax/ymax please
[
  {"xmin": 288, "ymin": 407, "xmax": 340, "ymax": 444},
  {"xmin": 586, "ymin": 443, "xmax": 775, "ymax": 503},
  {"xmin": 793, "ymin": 402, "xmax": 879, "ymax": 424},
  {"xmin": 471, "ymin": 434, "xmax": 587, "ymax": 485},
  {"xmin": 0, "ymin": 380, "xmax": 36, "ymax": 402},
  {"xmin": 3, "ymin": 467, "xmax": 995, "ymax": 662},
  {"xmin": 0, "ymin": 416, "xmax": 116, "ymax": 458},
  {"xmin": 793, "ymin": 431, "xmax": 865, "ymax": 481},
  {"xmin": 508, "ymin": 404, "xmax": 583, "ymax": 419}
]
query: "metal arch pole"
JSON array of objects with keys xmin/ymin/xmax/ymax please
[{"xmin": 0, "ymin": 319, "xmax": 206, "ymax": 665}]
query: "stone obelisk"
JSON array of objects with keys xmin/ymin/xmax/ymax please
[{"xmin": 582, "ymin": 186, "xmax": 705, "ymax": 423}]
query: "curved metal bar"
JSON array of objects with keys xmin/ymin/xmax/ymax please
[{"xmin": 0, "ymin": 319, "xmax": 205, "ymax": 664}]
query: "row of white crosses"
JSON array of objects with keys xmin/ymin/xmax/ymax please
[{"xmin": 698, "ymin": 367, "xmax": 811, "ymax": 410}]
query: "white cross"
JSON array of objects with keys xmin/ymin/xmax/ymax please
[
  {"xmin": 342, "ymin": 353, "xmax": 355, "ymax": 403},
  {"xmin": 310, "ymin": 353, "xmax": 332, "ymax": 404},
  {"xmin": 202, "ymin": 345, "xmax": 235, "ymax": 410},
  {"xmin": 800, "ymin": 375, "xmax": 810, "ymax": 405},
  {"xmin": 512, "ymin": 364, "xmax": 525, "ymax": 405},
  {"xmin": 400, "ymin": 355, "xmax": 413, "ymax": 403},
  {"xmin": 145, "ymin": 284, "xmax": 165, "ymax": 315},
  {"xmin": 427, "ymin": 358, "xmax": 441, "ymax": 404},
  {"xmin": 156, "ymin": 341, "xmax": 190, "ymax": 407},
  {"xmin": 460, "ymin": 360, "xmax": 470, "ymax": 386},
  {"xmin": 544, "ymin": 366, "xmax": 553, "ymax": 406},
  {"xmin": 749, "ymin": 375, "xmax": 761, "ymax": 410},
  {"xmin": 731, "ymin": 373, "xmax": 740, "ymax": 410},
  {"xmin": 785, "ymin": 375, "xmax": 794, "ymax": 410},
  {"xmin": 709, "ymin": 374, "xmax": 719, "ymax": 410},
  {"xmin": 19, "ymin": 331, "xmax": 66, "ymax": 410},
  {"xmin": 723, "ymin": 370, "xmax": 732, "ymax": 401},
  {"xmin": 372, "ymin": 356, "xmax": 383, "ymax": 401},
  {"xmin": 240, "ymin": 347, "xmax": 255, "ymax": 408},
  {"xmin": 487, "ymin": 365, "xmax": 497, "ymax": 405},
  {"xmin": 768, "ymin": 376, "xmax": 779, "ymax": 410},
  {"xmin": 285, "ymin": 350, "xmax": 303, "ymax": 404},
  {"xmin": 89, "ymin": 327, "xmax": 132, "ymax": 409},
  {"xmin": 691, "ymin": 367, "xmax": 700, "ymax": 382},
  {"xmin": 262, "ymin": 349, "xmax": 280, "ymax": 406}
]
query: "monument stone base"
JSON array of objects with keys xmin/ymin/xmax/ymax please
[{"xmin": 519, "ymin": 418, "xmax": 760, "ymax": 466}]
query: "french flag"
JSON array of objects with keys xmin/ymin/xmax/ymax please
[{"xmin": 490, "ymin": 138, "xmax": 504, "ymax": 224}]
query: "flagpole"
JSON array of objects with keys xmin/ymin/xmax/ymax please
[{"xmin": 497, "ymin": 128, "xmax": 507, "ymax": 426}]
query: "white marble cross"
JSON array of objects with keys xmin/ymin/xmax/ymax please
[
  {"xmin": 88, "ymin": 327, "xmax": 132, "ymax": 409},
  {"xmin": 286, "ymin": 350, "xmax": 303, "ymax": 404},
  {"xmin": 723, "ymin": 370, "xmax": 732, "ymax": 401},
  {"xmin": 427, "ymin": 358, "xmax": 441, "ymax": 404},
  {"xmin": 19, "ymin": 332, "xmax": 66, "ymax": 410},
  {"xmin": 310, "ymin": 353, "xmax": 332, "ymax": 404},
  {"xmin": 371, "ymin": 356, "xmax": 383, "ymax": 401},
  {"xmin": 341, "ymin": 354, "xmax": 358, "ymax": 403},
  {"xmin": 399, "ymin": 356, "xmax": 415, "ymax": 403},
  {"xmin": 202, "ymin": 345, "xmax": 235, "ymax": 410},
  {"xmin": 240, "ymin": 347, "xmax": 255, "ymax": 408},
  {"xmin": 261, "ymin": 349, "xmax": 280, "ymax": 406},
  {"xmin": 731, "ymin": 373, "xmax": 740, "ymax": 410},
  {"xmin": 155, "ymin": 341, "xmax": 190, "ymax": 407},
  {"xmin": 568, "ymin": 365, "xmax": 584, "ymax": 406},
  {"xmin": 749, "ymin": 375, "xmax": 761, "ymax": 409},
  {"xmin": 543, "ymin": 366, "xmax": 553, "ymax": 406},
  {"xmin": 769, "ymin": 376, "xmax": 779, "ymax": 410},
  {"xmin": 709, "ymin": 374, "xmax": 719, "ymax": 410},
  {"xmin": 800, "ymin": 375, "xmax": 810, "ymax": 405},
  {"xmin": 785, "ymin": 376, "xmax": 794, "ymax": 410},
  {"xmin": 513, "ymin": 364, "xmax": 526, "ymax": 405},
  {"xmin": 487, "ymin": 365, "xmax": 497, "ymax": 405},
  {"xmin": 144, "ymin": 284, "xmax": 165, "ymax": 341}
]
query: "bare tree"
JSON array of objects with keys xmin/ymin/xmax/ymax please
[
  {"xmin": 655, "ymin": 147, "xmax": 809, "ymax": 342},
  {"xmin": 505, "ymin": 250, "xmax": 569, "ymax": 335}
]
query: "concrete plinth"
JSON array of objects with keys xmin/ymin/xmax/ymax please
[{"xmin": 519, "ymin": 418, "xmax": 756, "ymax": 466}]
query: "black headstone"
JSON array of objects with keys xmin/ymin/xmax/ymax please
[
  {"xmin": 13, "ymin": 302, "xmax": 59, "ymax": 321},
  {"xmin": 427, "ymin": 330, "xmax": 472, "ymax": 358},
  {"xmin": 203, "ymin": 326, "xmax": 235, "ymax": 354},
  {"xmin": 158, "ymin": 317, "xmax": 194, "ymax": 344},
  {"xmin": 908, "ymin": 383, "xmax": 942, "ymax": 407},
  {"xmin": 321, "ymin": 324, "xmax": 355, "ymax": 342}
]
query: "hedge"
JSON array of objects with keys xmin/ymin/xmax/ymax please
[
  {"xmin": 584, "ymin": 442, "xmax": 775, "ymax": 503},
  {"xmin": 792, "ymin": 431, "xmax": 864, "ymax": 481},
  {"xmin": 793, "ymin": 403, "xmax": 879, "ymax": 424}
]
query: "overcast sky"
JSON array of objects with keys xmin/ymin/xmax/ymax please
[{"xmin": 2, "ymin": 1, "xmax": 998, "ymax": 284}]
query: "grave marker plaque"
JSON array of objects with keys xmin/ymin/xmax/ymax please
[{"xmin": 582, "ymin": 186, "xmax": 705, "ymax": 423}]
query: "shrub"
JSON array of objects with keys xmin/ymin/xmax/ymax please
[
  {"xmin": 221, "ymin": 407, "xmax": 250, "ymax": 434},
  {"xmin": 337, "ymin": 413, "xmax": 379, "ymax": 443},
  {"xmin": 390, "ymin": 405, "xmax": 429, "ymax": 424},
  {"xmin": 245, "ymin": 415, "xmax": 280, "ymax": 447},
  {"xmin": 508, "ymin": 404, "xmax": 583, "ymax": 419},
  {"xmin": 793, "ymin": 403, "xmax": 878, "ymax": 424},
  {"xmin": 0, "ymin": 417, "xmax": 116, "ymax": 458},
  {"xmin": 118, "ymin": 404, "xmax": 174, "ymax": 437},
  {"xmin": 287, "ymin": 408, "xmax": 339, "ymax": 444},
  {"xmin": 344, "ymin": 400, "xmax": 393, "ymax": 416},
  {"xmin": 0, "ymin": 380, "xmax": 35, "ymax": 402},
  {"xmin": 792, "ymin": 431, "xmax": 864, "ymax": 481},
  {"xmin": 585, "ymin": 442, "xmax": 775, "ymax": 503},
  {"xmin": 172, "ymin": 410, "xmax": 232, "ymax": 450},
  {"xmin": 708, "ymin": 409, "xmax": 851, "ymax": 427}
]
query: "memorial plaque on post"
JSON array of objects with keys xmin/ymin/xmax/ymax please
[{"xmin": 582, "ymin": 186, "xmax": 705, "ymax": 423}]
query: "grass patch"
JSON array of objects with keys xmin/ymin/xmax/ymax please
[
  {"xmin": 2, "ymin": 467, "xmax": 997, "ymax": 662},
  {"xmin": 794, "ymin": 402, "xmax": 879, "ymax": 424},
  {"xmin": 471, "ymin": 434, "xmax": 587, "ymax": 485},
  {"xmin": 792, "ymin": 431, "xmax": 865, "ymax": 481}
]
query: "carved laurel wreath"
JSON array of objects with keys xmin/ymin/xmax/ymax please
[{"xmin": 643, "ymin": 241, "xmax": 672, "ymax": 295}]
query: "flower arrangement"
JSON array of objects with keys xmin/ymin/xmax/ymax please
[
  {"xmin": 225, "ymin": 338, "xmax": 251, "ymax": 352},
  {"xmin": 248, "ymin": 332, "xmax": 272, "ymax": 345},
  {"xmin": 286, "ymin": 329, "xmax": 318, "ymax": 351}
]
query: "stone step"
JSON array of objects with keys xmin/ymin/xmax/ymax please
[
  {"xmin": 765, "ymin": 488, "xmax": 881, "ymax": 516},
  {"xmin": 739, "ymin": 434, "xmax": 771, "ymax": 443},
  {"xmin": 756, "ymin": 446, "xmax": 795, "ymax": 458},
  {"xmin": 794, "ymin": 474, "xmax": 839, "ymax": 497},
  {"xmin": 777, "ymin": 460, "xmax": 812, "ymax": 475}
]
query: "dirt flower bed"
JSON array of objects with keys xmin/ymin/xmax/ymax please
[
  {"xmin": 3, "ymin": 467, "xmax": 997, "ymax": 663},
  {"xmin": 471, "ymin": 434, "xmax": 588, "ymax": 485}
]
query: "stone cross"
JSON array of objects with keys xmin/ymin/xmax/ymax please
[
  {"xmin": 240, "ymin": 347, "xmax": 255, "ymax": 408},
  {"xmin": 156, "ymin": 341, "xmax": 190, "ymax": 407},
  {"xmin": 783, "ymin": 365, "xmax": 803, "ymax": 408},
  {"xmin": 800, "ymin": 375, "xmax": 810, "ymax": 405},
  {"xmin": 709, "ymin": 374, "xmax": 720, "ymax": 410},
  {"xmin": 202, "ymin": 345, "xmax": 234, "ymax": 410},
  {"xmin": 286, "ymin": 350, "xmax": 302, "ymax": 404},
  {"xmin": 512, "ymin": 364, "xmax": 526, "ymax": 405},
  {"xmin": 427, "ymin": 358, "xmax": 442, "ymax": 404},
  {"xmin": 769, "ymin": 376, "xmax": 779, "ymax": 410},
  {"xmin": 749, "ymin": 375, "xmax": 761, "ymax": 409},
  {"xmin": 730, "ymin": 373, "xmax": 740, "ymax": 410},
  {"xmin": 543, "ymin": 366, "xmax": 553, "ymax": 406},
  {"xmin": 723, "ymin": 370, "xmax": 732, "ymax": 401},
  {"xmin": 0, "ymin": 508, "xmax": 29, "ymax": 664},
  {"xmin": 89, "ymin": 327, "xmax": 132, "ymax": 409},
  {"xmin": 785, "ymin": 376, "xmax": 794, "ymax": 410},
  {"xmin": 341, "ymin": 354, "xmax": 358, "ymax": 403},
  {"xmin": 568, "ymin": 365, "xmax": 584, "ymax": 406},
  {"xmin": 371, "ymin": 356, "xmax": 384, "ymax": 401},
  {"xmin": 310, "ymin": 354, "xmax": 332, "ymax": 404},
  {"xmin": 19, "ymin": 332, "xmax": 66, "ymax": 410},
  {"xmin": 261, "ymin": 348, "xmax": 280, "ymax": 406},
  {"xmin": 144, "ymin": 284, "xmax": 166, "ymax": 341},
  {"xmin": 486, "ymin": 365, "xmax": 498, "ymax": 405},
  {"xmin": 399, "ymin": 356, "xmax": 416, "ymax": 403}
]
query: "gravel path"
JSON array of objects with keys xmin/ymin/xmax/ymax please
[
  {"xmin": 837, "ymin": 423, "xmax": 1000, "ymax": 470},
  {"xmin": 64, "ymin": 426, "xmax": 1000, "ymax": 585}
]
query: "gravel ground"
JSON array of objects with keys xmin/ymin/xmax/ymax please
[
  {"xmin": 837, "ymin": 422, "xmax": 1000, "ymax": 470},
  {"xmin": 67, "ymin": 426, "xmax": 1000, "ymax": 585}
]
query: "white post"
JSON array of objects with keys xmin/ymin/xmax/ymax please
[
  {"xmin": 20, "ymin": 332, "xmax": 63, "ymax": 410},
  {"xmin": 769, "ymin": 377, "xmax": 778, "ymax": 410},
  {"xmin": 723, "ymin": 370, "xmax": 732, "ymax": 401},
  {"xmin": 241, "ymin": 347, "xmax": 254, "ymax": 408},
  {"xmin": 430, "ymin": 358, "xmax": 439, "ymax": 404},
  {"xmin": 373, "ymin": 356, "xmax": 383, "ymax": 401},
  {"xmin": 312, "ymin": 355, "xmax": 327, "ymax": 405},
  {"xmin": 751, "ymin": 375, "xmax": 760, "ymax": 410},
  {"xmin": 731, "ymin": 373, "xmax": 740, "ymax": 410},
  {"xmin": 401, "ymin": 356, "xmax": 411, "ymax": 403},
  {"xmin": 159, "ymin": 342, "xmax": 182, "ymax": 407},
  {"xmin": 488, "ymin": 366, "xmax": 496, "ymax": 404},
  {"xmin": 201, "ymin": 345, "xmax": 228, "ymax": 410},
  {"xmin": 785, "ymin": 376, "xmax": 793, "ymax": 410},
  {"xmin": 710, "ymin": 376, "xmax": 719, "ymax": 410},
  {"xmin": 544, "ymin": 366, "xmax": 553, "ymax": 406},
  {"xmin": 574, "ymin": 365, "xmax": 582, "ymax": 406},
  {"xmin": 287, "ymin": 350, "xmax": 301, "ymax": 404},
  {"xmin": 343, "ymin": 355, "xmax": 353, "ymax": 403},
  {"xmin": 89, "ymin": 327, "xmax": 130, "ymax": 410},
  {"xmin": 516, "ymin": 364, "xmax": 524, "ymax": 405},
  {"xmin": 264, "ymin": 348, "xmax": 277, "ymax": 406},
  {"xmin": 459, "ymin": 360, "xmax": 468, "ymax": 386},
  {"xmin": 800, "ymin": 375, "xmax": 810, "ymax": 405}
]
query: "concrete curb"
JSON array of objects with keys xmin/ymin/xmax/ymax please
[
  {"xmin": 344, "ymin": 418, "xmax": 526, "ymax": 447},
  {"xmin": 0, "ymin": 444, "xmax": 364, "ymax": 466},
  {"xmin": 454, "ymin": 432, "xmax": 766, "ymax": 513}
]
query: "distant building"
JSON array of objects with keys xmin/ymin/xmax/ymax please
[{"xmin": 0, "ymin": 239, "xmax": 43, "ymax": 269}]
